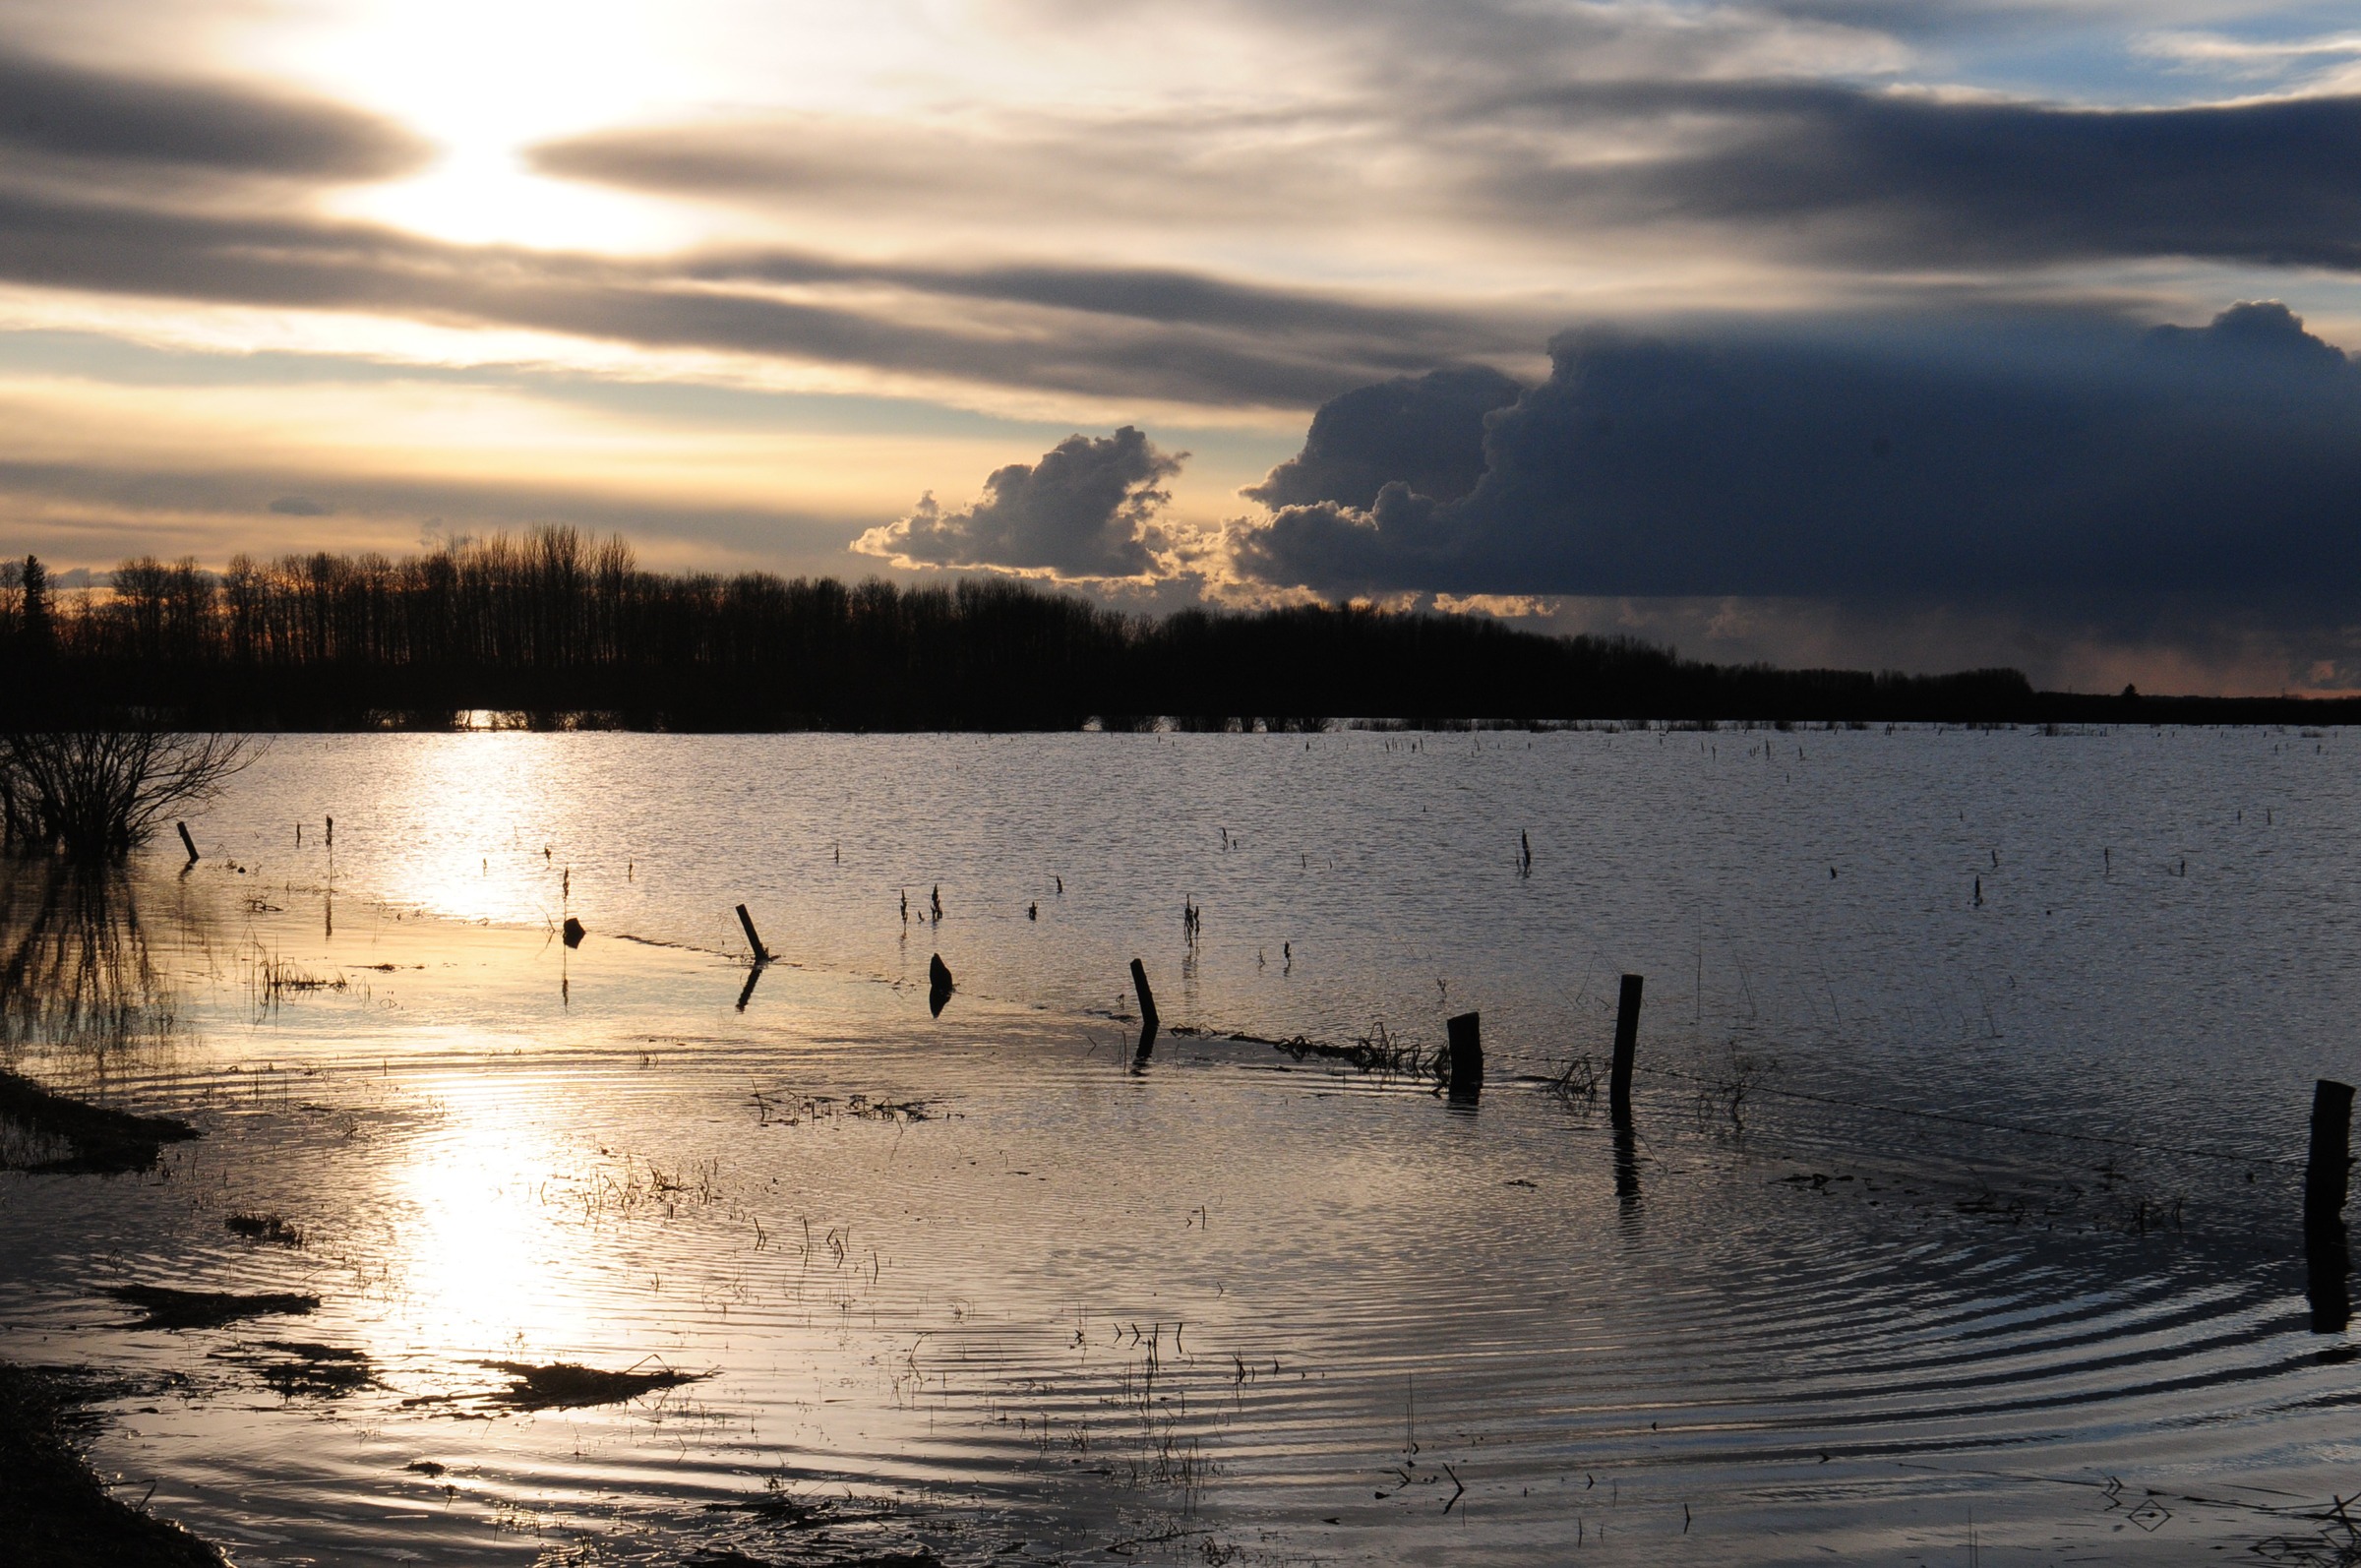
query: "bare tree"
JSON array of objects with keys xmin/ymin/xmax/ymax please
[{"xmin": 0, "ymin": 728, "xmax": 258, "ymax": 860}]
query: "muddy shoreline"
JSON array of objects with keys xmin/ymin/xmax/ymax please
[{"xmin": 0, "ymin": 1361, "xmax": 226, "ymax": 1568}]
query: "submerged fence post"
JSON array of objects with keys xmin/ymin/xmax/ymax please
[
  {"xmin": 928, "ymin": 953, "xmax": 954, "ymax": 1017},
  {"xmin": 736, "ymin": 903, "xmax": 772, "ymax": 965},
  {"xmin": 1130, "ymin": 958, "xmax": 1160, "ymax": 1060},
  {"xmin": 1609, "ymin": 974, "xmax": 1644, "ymax": 1119},
  {"xmin": 1447, "ymin": 1011, "xmax": 1483, "ymax": 1103},
  {"xmin": 176, "ymin": 821, "xmax": 198, "ymax": 864},
  {"xmin": 2307, "ymin": 1079, "xmax": 2354, "ymax": 1333},
  {"xmin": 2308, "ymin": 1080, "xmax": 2353, "ymax": 1231}
]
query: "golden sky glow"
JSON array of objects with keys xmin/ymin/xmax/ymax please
[{"xmin": 5, "ymin": 0, "xmax": 2361, "ymax": 688}]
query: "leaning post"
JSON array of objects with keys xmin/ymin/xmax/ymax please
[
  {"xmin": 176, "ymin": 821, "xmax": 199, "ymax": 864},
  {"xmin": 736, "ymin": 903, "xmax": 772, "ymax": 965},
  {"xmin": 1609, "ymin": 974, "xmax": 1644, "ymax": 1120},
  {"xmin": 1129, "ymin": 958, "xmax": 1161, "ymax": 1061}
]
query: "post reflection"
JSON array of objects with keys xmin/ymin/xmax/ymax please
[
  {"xmin": 2307, "ymin": 1218, "xmax": 2350, "ymax": 1335},
  {"xmin": 1612, "ymin": 1116, "xmax": 1641, "ymax": 1206}
]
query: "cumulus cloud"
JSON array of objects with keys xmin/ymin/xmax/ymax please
[
  {"xmin": 1230, "ymin": 303, "xmax": 2361, "ymax": 627},
  {"xmin": 855, "ymin": 427, "xmax": 1186, "ymax": 577},
  {"xmin": 1242, "ymin": 365, "xmax": 1522, "ymax": 510}
]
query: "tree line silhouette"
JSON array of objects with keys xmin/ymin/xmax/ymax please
[{"xmin": 0, "ymin": 529, "xmax": 2333, "ymax": 728}]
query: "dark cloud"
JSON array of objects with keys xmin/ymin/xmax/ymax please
[
  {"xmin": 0, "ymin": 188, "xmax": 1507, "ymax": 407},
  {"xmin": 267, "ymin": 495, "xmax": 331, "ymax": 516},
  {"xmin": 1500, "ymin": 84, "xmax": 2361, "ymax": 272},
  {"xmin": 857, "ymin": 428, "xmax": 1184, "ymax": 576},
  {"xmin": 687, "ymin": 249, "xmax": 1481, "ymax": 344},
  {"xmin": 1231, "ymin": 304, "xmax": 2361, "ymax": 625},
  {"xmin": 0, "ymin": 48, "xmax": 1516, "ymax": 412},
  {"xmin": 8, "ymin": 38, "xmax": 2356, "ymax": 420},
  {"xmin": 529, "ymin": 110, "xmax": 1343, "ymax": 231},
  {"xmin": 0, "ymin": 45, "xmax": 425, "ymax": 182},
  {"xmin": 1242, "ymin": 365, "xmax": 1522, "ymax": 510},
  {"xmin": 535, "ymin": 82, "xmax": 2361, "ymax": 280},
  {"xmin": 1525, "ymin": 591, "xmax": 2348, "ymax": 697}
]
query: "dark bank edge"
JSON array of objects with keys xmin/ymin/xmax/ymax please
[{"xmin": 0, "ymin": 1361, "xmax": 227, "ymax": 1568}]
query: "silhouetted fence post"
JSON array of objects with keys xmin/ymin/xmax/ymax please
[
  {"xmin": 1447, "ymin": 1011, "xmax": 1483, "ymax": 1103},
  {"xmin": 176, "ymin": 821, "xmax": 198, "ymax": 864},
  {"xmin": 2307, "ymin": 1079, "xmax": 2354, "ymax": 1333},
  {"xmin": 928, "ymin": 953, "xmax": 954, "ymax": 1017},
  {"xmin": 2308, "ymin": 1080, "xmax": 2353, "ymax": 1232},
  {"xmin": 1610, "ymin": 974, "xmax": 1644, "ymax": 1120},
  {"xmin": 1130, "ymin": 958, "xmax": 1160, "ymax": 1060},
  {"xmin": 736, "ymin": 904, "xmax": 771, "ymax": 965}
]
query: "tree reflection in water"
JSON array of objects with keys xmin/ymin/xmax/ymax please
[{"xmin": 0, "ymin": 858, "xmax": 192, "ymax": 1089}]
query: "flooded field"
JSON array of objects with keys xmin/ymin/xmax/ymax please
[{"xmin": 6, "ymin": 726, "xmax": 2361, "ymax": 1565}]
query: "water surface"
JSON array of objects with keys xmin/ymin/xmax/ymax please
[{"xmin": 4, "ymin": 726, "xmax": 2359, "ymax": 1565}]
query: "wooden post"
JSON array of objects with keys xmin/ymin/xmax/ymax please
[
  {"xmin": 1609, "ymin": 973, "xmax": 1644, "ymax": 1118},
  {"xmin": 736, "ymin": 903, "xmax": 771, "ymax": 964},
  {"xmin": 928, "ymin": 953, "xmax": 954, "ymax": 1017},
  {"xmin": 175, "ymin": 821, "xmax": 198, "ymax": 864},
  {"xmin": 1130, "ymin": 958, "xmax": 1160, "ymax": 1059},
  {"xmin": 2308, "ymin": 1080, "xmax": 2355, "ymax": 1333},
  {"xmin": 1447, "ymin": 1010, "xmax": 1483, "ymax": 1102},
  {"xmin": 562, "ymin": 916, "xmax": 585, "ymax": 948},
  {"xmin": 2308, "ymin": 1079, "xmax": 2354, "ymax": 1231}
]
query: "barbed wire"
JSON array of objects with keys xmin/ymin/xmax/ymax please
[{"xmin": 1617, "ymin": 1060, "xmax": 2305, "ymax": 1169}]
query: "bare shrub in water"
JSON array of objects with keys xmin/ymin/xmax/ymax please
[
  {"xmin": 1549, "ymin": 1052, "xmax": 1604, "ymax": 1102},
  {"xmin": 1697, "ymin": 1041, "xmax": 1778, "ymax": 1130},
  {"xmin": 0, "ymin": 728, "xmax": 256, "ymax": 860}
]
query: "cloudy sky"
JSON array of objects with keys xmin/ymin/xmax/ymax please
[{"xmin": 5, "ymin": 0, "xmax": 2361, "ymax": 691}]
